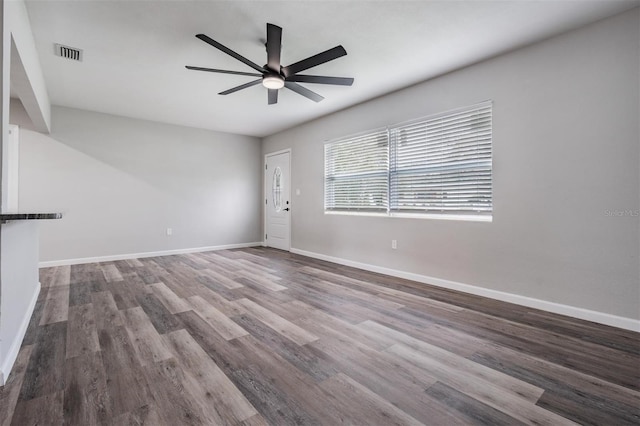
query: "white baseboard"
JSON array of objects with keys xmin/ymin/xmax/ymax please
[
  {"xmin": 290, "ymin": 248, "xmax": 640, "ymax": 332},
  {"xmin": 0, "ymin": 281, "xmax": 40, "ymax": 385},
  {"xmin": 39, "ymin": 242, "xmax": 263, "ymax": 268}
]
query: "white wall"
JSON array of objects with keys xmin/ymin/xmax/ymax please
[
  {"xmin": 262, "ymin": 9, "xmax": 640, "ymax": 324},
  {"xmin": 17, "ymin": 105, "xmax": 262, "ymax": 262},
  {"xmin": 0, "ymin": 0, "xmax": 50, "ymax": 385},
  {"xmin": 6, "ymin": 0, "xmax": 50, "ymax": 133},
  {"xmin": 0, "ymin": 220, "xmax": 39, "ymax": 384}
]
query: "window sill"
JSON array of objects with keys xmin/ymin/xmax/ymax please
[
  {"xmin": 324, "ymin": 210, "xmax": 492, "ymax": 222},
  {"xmin": 324, "ymin": 211, "xmax": 388, "ymax": 218},
  {"xmin": 391, "ymin": 212, "xmax": 492, "ymax": 222}
]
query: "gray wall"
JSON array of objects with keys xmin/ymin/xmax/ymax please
[
  {"xmin": 262, "ymin": 10, "xmax": 640, "ymax": 320},
  {"xmin": 17, "ymin": 105, "xmax": 262, "ymax": 262}
]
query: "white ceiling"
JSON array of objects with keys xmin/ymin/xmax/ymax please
[{"xmin": 24, "ymin": 0, "xmax": 638, "ymax": 137}]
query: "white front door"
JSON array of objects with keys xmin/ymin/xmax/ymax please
[{"xmin": 265, "ymin": 150, "xmax": 291, "ymax": 251}]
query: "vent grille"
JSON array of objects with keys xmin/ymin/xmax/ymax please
[{"xmin": 54, "ymin": 43, "xmax": 83, "ymax": 61}]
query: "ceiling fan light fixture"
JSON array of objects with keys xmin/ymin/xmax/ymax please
[{"xmin": 262, "ymin": 74, "xmax": 285, "ymax": 90}]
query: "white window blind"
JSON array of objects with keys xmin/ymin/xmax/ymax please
[
  {"xmin": 324, "ymin": 129, "xmax": 389, "ymax": 212},
  {"xmin": 324, "ymin": 101, "xmax": 492, "ymax": 218},
  {"xmin": 390, "ymin": 102, "xmax": 492, "ymax": 215}
]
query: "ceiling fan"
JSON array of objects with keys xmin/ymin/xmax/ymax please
[{"xmin": 186, "ymin": 23, "xmax": 354, "ymax": 105}]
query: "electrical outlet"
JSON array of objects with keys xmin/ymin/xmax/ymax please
[
  {"xmin": 391, "ymin": 239, "xmax": 397, "ymax": 249},
  {"xmin": 166, "ymin": 228, "xmax": 173, "ymax": 236}
]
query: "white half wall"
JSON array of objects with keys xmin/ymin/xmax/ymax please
[
  {"xmin": 17, "ymin": 105, "xmax": 262, "ymax": 262},
  {"xmin": 0, "ymin": 220, "xmax": 40, "ymax": 384},
  {"xmin": 262, "ymin": 9, "xmax": 640, "ymax": 323}
]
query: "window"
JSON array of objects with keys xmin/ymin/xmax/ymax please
[
  {"xmin": 324, "ymin": 101, "xmax": 492, "ymax": 219},
  {"xmin": 324, "ymin": 129, "xmax": 389, "ymax": 213}
]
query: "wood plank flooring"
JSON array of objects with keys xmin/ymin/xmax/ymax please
[{"xmin": 1, "ymin": 247, "xmax": 639, "ymax": 425}]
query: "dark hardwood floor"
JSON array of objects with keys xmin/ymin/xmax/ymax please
[{"xmin": 1, "ymin": 247, "xmax": 638, "ymax": 425}]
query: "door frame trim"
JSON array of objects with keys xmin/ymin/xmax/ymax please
[{"xmin": 264, "ymin": 148, "xmax": 292, "ymax": 251}]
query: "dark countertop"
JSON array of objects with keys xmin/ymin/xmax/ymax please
[{"xmin": 0, "ymin": 213, "xmax": 63, "ymax": 223}]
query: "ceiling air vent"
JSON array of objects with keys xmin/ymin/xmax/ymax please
[{"xmin": 54, "ymin": 43, "xmax": 83, "ymax": 61}]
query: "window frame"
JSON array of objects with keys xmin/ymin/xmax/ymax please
[{"xmin": 324, "ymin": 101, "xmax": 493, "ymax": 222}]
